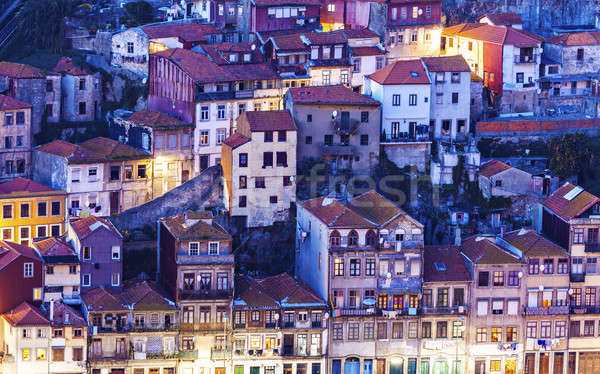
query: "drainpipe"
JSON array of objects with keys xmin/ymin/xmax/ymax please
[{"xmin": 156, "ymin": 219, "xmax": 160, "ymax": 282}]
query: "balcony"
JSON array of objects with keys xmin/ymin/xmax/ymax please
[
  {"xmin": 178, "ymin": 350, "xmax": 198, "ymax": 360},
  {"xmin": 332, "ymin": 118, "xmax": 360, "ymax": 135},
  {"xmin": 380, "ymin": 239, "xmax": 423, "ymax": 251},
  {"xmin": 311, "ymin": 320, "xmax": 323, "ymax": 328},
  {"xmin": 514, "ymin": 54, "xmax": 538, "ymax": 64},
  {"xmin": 176, "ymin": 253, "xmax": 234, "ymax": 266},
  {"xmin": 211, "ymin": 347, "xmax": 232, "ymax": 360},
  {"xmin": 282, "ymin": 345, "xmax": 294, "ymax": 356},
  {"xmin": 319, "ymin": 143, "xmax": 356, "ymax": 156},
  {"xmin": 380, "ymin": 308, "xmax": 412, "ymax": 317},
  {"xmin": 283, "ymin": 321, "xmax": 295, "ymax": 328},
  {"xmin": 524, "ymin": 305, "xmax": 569, "ymax": 315},
  {"xmin": 571, "ymin": 273, "xmax": 586, "ymax": 283},
  {"xmin": 265, "ymin": 322, "xmax": 277, "ymax": 328},
  {"xmin": 570, "ymin": 305, "xmax": 600, "ymax": 314},
  {"xmin": 421, "ymin": 306, "xmax": 468, "ymax": 315},
  {"xmin": 89, "ymin": 352, "xmax": 129, "ymax": 361},
  {"xmin": 338, "ymin": 308, "xmax": 378, "ymax": 317},
  {"xmin": 585, "ymin": 242, "xmax": 600, "ymax": 252},
  {"xmin": 381, "ymin": 132, "xmax": 430, "ymax": 144},
  {"xmin": 178, "ymin": 288, "xmax": 233, "ymax": 301},
  {"xmin": 235, "ymin": 89, "xmax": 254, "ymax": 99}
]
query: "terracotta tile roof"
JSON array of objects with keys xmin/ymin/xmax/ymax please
[
  {"xmin": 37, "ymin": 137, "xmax": 150, "ymax": 164},
  {"xmin": 0, "ymin": 177, "xmax": 57, "ymax": 195},
  {"xmin": 234, "ymin": 275, "xmax": 279, "ymax": 309},
  {"xmin": 367, "ymin": 59, "xmax": 430, "ymax": 85},
  {"xmin": 222, "ymin": 133, "xmax": 251, "ymax": 149},
  {"xmin": 388, "ymin": 0, "xmax": 439, "ymax": 3},
  {"xmin": 546, "ymin": 31, "xmax": 600, "ymax": 46},
  {"xmin": 288, "ymin": 85, "xmax": 381, "ymax": 106},
  {"xmin": 460, "ymin": 235, "xmax": 522, "ymax": 264},
  {"xmin": 303, "ymin": 31, "xmax": 346, "ymax": 45},
  {"xmin": 479, "ymin": 12, "xmax": 523, "ymax": 26},
  {"xmin": 33, "ymin": 237, "xmax": 76, "ymax": 257},
  {"xmin": 199, "ymin": 42, "xmax": 264, "ymax": 65},
  {"xmin": 0, "ymin": 61, "xmax": 44, "ymax": 78},
  {"xmin": 141, "ymin": 23, "xmax": 219, "ymax": 42},
  {"xmin": 0, "ymin": 94, "xmax": 32, "ymax": 111},
  {"xmin": 339, "ymin": 28, "xmax": 380, "ymax": 39},
  {"xmin": 70, "ymin": 216, "xmax": 122, "ymax": 240},
  {"xmin": 300, "ymin": 196, "xmax": 377, "ymax": 228},
  {"xmin": 128, "ymin": 109, "xmax": 191, "ymax": 129},
  {"xmin": 254, "ymin": 0, "xmax": 321, "ymax": 6},
  {"xmin": 2, "ymin": 302, "xmax": 49, "ymax": 326},
  {"xmin": 348, "ymin": 190, "xmax": 421, "ymax": 227},
  {"xmin": 479, "ymin": 159, "xmax": 512, "ymax": 178},
  {"xmin": 351, "ymin": 46, "xmax": 386, "ymax": 56},
  {"xmin": 82, "ymin": 287, "xmax": 127, "ymax": 312},
  {"xmin": 52, "ymin": 57, "xmax": 89, "ymax": 76},
  {"xmin": 222, "ymin": 63, "xmax": 279, "ymax": 81},
  {"xmin": 442, "ymin": 23, "xmax": 542, "ymax": 45},
  {"xmin": 542, "ymin": 183, "xmax": 600, "ymax": 221},
  {"xmin": 257, "ymin": 273, "xmax": 325, "ymax": 307},
  {"xmin": 0, "ymin": 240, "xmax": 41, "ymax": 271},
  {"xmin": 424, "ymin": 245, "xmax": 471, "ymax": 282},
  {"xmin": 270, "ymin": 34, "xmax": 307, "ymax": 51},
  {"xmin": 243, "ymin": 110, "xmax": 297, "ymax": 132},
  {"xmin": 421, "ymin": 55, "xmax": 470, "ymax": 72},
  {"xmin": 50, "ymin": 301, "xmax": 86, "ymax": 327},
  {"xmin": 160, "ymin": 211, "xmax": 232, "ymax": 241},
  {"xmin": 122, "ymin": 279, "xmax": 176, "ymax": 311},
  {"xmin": 502, "ymin": 229, "xmax": 567, "ymax": 258}
]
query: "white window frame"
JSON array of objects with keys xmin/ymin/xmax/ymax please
[
  {"xmin": 33, "ymin": 287, "xmax": 42, "ymax": 301},
  {"xmin": 189, "ymin": 242, "xmax": 200, "ymax": 256},
  {"xmin": 111, "ymin": 273, "xmax": 120, "ymax": 287},
  {"xmin": 71, "ymin": 168, "xmax": 81, "ymax": 183},
  {"xmin": 36, "ymin": 225, "xmax": 48, "ymax": 238},
  {"xmin": 83, "ymin": 246, "xmax": 91, "ymax": 261},
  {"xmin": 1, "ymin": 227, "xmax": 13, "ymax": 241},
  {"xmin": 111, "ymin": 246, "xmax": 121, "ymax": 260},
  {"xmin": 19, "ymin": 225, "xmax": 30, "ymax": 243},
  {"xmin": 24, "ymin": 262, "xmax": 34, "ymax": 278},
  {"xmin": 49, "ymin": 224, "xmax": 61, "ymax": 237},
  {"xmin": 82, "ymin": 274, "xmax": 91, "ymax": 287},
  {"xmin": 88, "ymin": 167, "xmax": 98, "ymax": 182},
  {"xmin": 208, "ymin": 242, "xmax": 219, "ymax": 255}
]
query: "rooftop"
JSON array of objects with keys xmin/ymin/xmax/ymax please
[
  {"xmin": 128, "ymin": 109, "xmax": 191, "ymax": 129},
  {"xmin": 288, "ymin": 85, "xmax": 381, "ymax": 106},
  {"xmin": 141, "ymin": 22, "xmax": 219, "ymax": 42},
  {"xmin": 270, "ymin": 33, "xmax": 307, "ymax": 52},
  {"xmin": 300, "ymin": 196, "xmax": 377, "ymax": 229},
  {"xmin": 0, "ymin": 94, "xmax": 33, "ymax": 111},
  {"xmin": 160, "ymin": 211, "xmax": 231, "ymax": 241},
  {"xmin": 546, "ymin": 31, "xmax": 600, "ymax": 46},
  {"xmin": 0, "ymin": 240, "xmax": 40, "ymax": 271},
  {"xmin": 478, "ymin": 12, "xmax": 524, "ymax": 26},
  {"xmin": 348, "ymin": 189, "xmax": 420, "ymax": 227},
  {"xmin": 442, "ymin": 23, "xmax": 542, "ymax": 45},
  {"xmin": 0, "ymin": 177, "xmax": 61, "ymax": 196},
  {"xmin": 479, "ymin": 159, "xmax": 512, "ymax": 178},
  {"xmin": 253, "ymin": 0, "xmax": 322, "ymax": 6},
  {"xmin": 121, "ymin": 278, "xmax": 176, "ymax": 311},
  {"xmin": 367, "ymin": 59, "xmax": 430, "ymax": 85},
  {"xmin": 2, "ymin": 302, "xmax": 48, "ymax": 326},
  {"xmin": 234, "ymin": 273, "xmax": 325, "ymax": 309},
  {"xmin": 32, "ymin": 237, "xmax": 76, "ymax": 258},
  {"xmin": 82, "ymin": 287, "xmax": 127, "ymax": 312},
  {"xmin": 243, "ymin": 110, "xmax": 297, "ymax": 132},
  {"xmin": 460, "ymin": 235, "xmax": 522, "ymax": 265},
  {"xmin": 423, "ymin": 245, "xmax": 471, "ymax": 283},
  {"xmin": 47, "ymin": 301, "xmax": 86, "ymax": 327},
  {"xmin": 198, "ymin": 42, "xmax": 264, "ymax": 65},
  {"xmin": 222, "ymin": 133, "xmax": 251, "ymax": 149},
  {"xmin": 0, "ymin": 61, "xmax": 44, "ymax": 79},
  {"xmin": 502, "ymin": 229, "xmax": 567, "ymax": 258},
  {"xmin": 542, "ymin": 182, "xmax": 600, "ymax": 221},
  {"xmin": 70, "ymin": 216, "xmax": 122, "ymax": 240},
  {"xmin": 37, "ymin": 137, "xmax": 150, "ymax": 164},
  {"xmin": 53, "ymin": 57, "xmax": 90, "ymax": 76},
  {"xmin": 421, "ymin": 55, "xmax": 471, "ymax": 72}
]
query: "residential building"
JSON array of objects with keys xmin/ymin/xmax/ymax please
[
  {"xmin": 504, "ymin": 229, "xmax": 570, "ymax": 374},
  {"xmin": 320, "ymin": 0, "xmax": 373, "ymax": 31},
  {"xmin": 0, "ymin": 241, "xmax": 43, "ymax": 313},
  {"xmin": 477, "ymin": 13, "xmax": 524, "ymax": 29},
  {"xmin": 421, "ymin": 55, "xmax": 471, "ymax": 140},
  {"xmin": 158, "ymin": 210, "xmax": 234, "ymax": 374},
  {"xmin": 52, "ymin": 57, "xmax": 101, "ymax": 122},
  {"xmin": 263, "ymin": 32, "xmax": 312, "ymax": 89},
  {"xmin": 478, "ymin": 159, "xmax": 533, "ymax": 198},
  {"xmin": 232, "ymin": 273, "xmax": 328, "ymax": 374},
  {"xmin": 111, "ymin": 22, "xmax": 221, "ymax": 75},
  {"xmin": 441, "ymin": 23, "xmax": 543, "ymax": 114},
  {"xmin": 32, "ymin": 236, "xmax": 80, "ymax": 304},
  {"xmin": 344, "ymin": 28, "xmax": 387, "ymax": 92},
  {"xmin": 110, "ymin": 109, "xmax": 195, "ymax": 197},
  {"xmin": 460, "ymin": 234, "xmax": 527, "ymax": 374},
  {"xmin": 421, "ymin": 245, "xmax": 470, "ymax": 374},
  {"xmin": 183, "ymin": 0, "xmax": 214, "ymax": 20},
  {"xmin": 33, "ymin": 137, "xmax": 153, "ymax": 216},
  {"xmin": 147, "ymin": 48, "xmax": 282, "ymax": 173},
  {"xmin": 295, "ymin": 190, "xmax": 425, "ymax": 374},
  {"xmin": 248, "ymin": 0, "xmax": 321, "ymax": 33},
  {"xmin": 0, "ymin": 301, "xmax": 87, "ymax": 374},
  {"xmin": 284, "ymin": 85, "xmax": 380, "ymax": 173},
  {"xmin": 0, "ymin": 95, "xmax": 33, "ymax": 180},
  {"xmin": 83, "ymin": 279, "xmax": 179, "ymax": 374},
  {"xmin": 0, "ymin": 61, "xmax": 61, "ymax": 133},
  {"xmin": 370, "ymin": 0, "xmax": 443, "ymax": 60},
  {"xmin": 364, "ymin": 59, "xmax": 431, "ymax": 171},
  {"xmin": 0, "ymin": 177, "xmax": 66, "ymax": 245},
  {"xmin": 302, "ymin": 32, "xmax": 352, "ymax": 87},
  {"xmin": 222, "ymin": 110, "xmax": 296, "ymax": 227},
  {"xmin": 66, "ymin": 215, "xmax": 123, "ymax": 290}
]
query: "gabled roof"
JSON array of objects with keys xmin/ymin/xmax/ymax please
[
  {"xmin": 479, "ymin": 159, "xmax": 512, "ymax": 178},
  {"xmin": 82, "ymin": 287, "xmax": 127, "ymax": 312},
  {"xmin": 424, "ymin": 245, "xmax": 471, "ymax": 282},
  {"xmin": 0, "ymin": 61, "xmax": 44, "ymax": 78},
  {"xmin": 302, "ymin": 31, "xmax": 346, "ymax": 45},
  {"xmin": 128, "ymin": 109, "xmax": 191, "ymax": 129},
  {"xmin": 0, "ymin": 94, "xmax": 32, "ymax": 111},
  {"xmin": 222, "ymin": 133, "xmax": 251, "ymax": 149},
  {"xmin": 502, "ymin": 229, "xmax": 567, "ymax": 258},
  {"xmin": 442, "ymin": 23, "xmax": 542, "ymax": 45},
  {"xmin": 70, "ymin": 216, "xmax": 122, "ymax": 240},
  {"xmin": 33, "ymin": 237, "xmax": 76, "ymax": 257},
  {"xmin": 243, "ymin": 110, "xmax": 297, "ymax": 132},
  {"xmin": 270, "ymin": 33, "xmax": 307, "ymax": 52},
  {"xmin": 160, "ymin": 211, "xmax": 231, "ymax": 241},
  {"xmin": 288, "ymin": 85, "xmax": 381, "ymax": 106},
  {"xmin": 367, "ymin": 59, "xmax": 430, "ymax": 85},
  {"xmin": 0, "ymin": 241, "xmax": 41, "ymax": 271},
  {"xmin": 122, "ymin": 278, "xmax": 176, "ymax": 311},
  {"xmin": 351, "ymin": 46, "xmax": 386, "ymax": 56},
  {"xmin": 2, "ymin": 302, "xmax": 49, "ymax": 326},
  {"xmin": 0, "ymin": 177, "xmax": 59, "ymax": 195},
  {"xmin": 338, "ymin": 28, "xmax": 380, "ymax": 40},
  {"xmin": 198, "ymin": 42, "xmax": 264, "ymax": 65},
  {"xmin": 300, "ymin": 197, "xmax": 377, "ymax": 229},
  {"xmin": 421, "ymin": 55, "xmax": 470, "ymax": 72},
  {"xmin": 53, "ymin": 57, "xmax": 90, "ymax": 76},
  {"xmin": 234, "ymin": 275, "xmax": 279, "ymax": 309},
  {"xmin": 542, "ymin": 182, "xmax": 600, "ymax": 221},
  {"xmin": 460, "ymin": 235, "xmax": 522, "ymax": 265},
  {"xmin": 478, "ymin": 12, "xmax": 523, "ymax": 26},
  {"xmin": 141, "ymin": 23, "xmax": 219, "ymax": 42},
  {"xmin": 37, "ymin": 137, "xmax": 150, "ymax": 164},
  {"xmin": 49, "ymin": 301, "xmax": 86, "ymax": 327},
  {"xmin": 234, "ymin": 273, "xmax": 325, "ymax": 309},
  {"xmin": 347, "ymin": 189, "xmax": 421, "ymax": 228},
  {"xmin": 546, "ymin": 31, "xmax": 600, "ymax": 46}
]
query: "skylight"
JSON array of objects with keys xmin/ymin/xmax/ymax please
[
  {"xmin": 434, "ymin": 262, "xmax": 447, "ymax": 271},
  {"xmin": 410, "ymin": 71, "xmax": 419, "ymax": 77},
  {"xmin": 564, "ymin": 186, "xmax": 583, "ymax": 201}
]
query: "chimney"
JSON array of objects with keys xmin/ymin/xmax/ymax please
[
  {"xmin": 454, "ymin": 226, "xmax": 462, "ymax": 246},
  {"xmin": 49, "ymin": 299, "xmax": 54, "ymax": 322}
]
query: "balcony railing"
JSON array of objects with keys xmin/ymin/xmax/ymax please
[
  {"xmin": 319, "ymin": 143, "xmax": 356, "ymax": 156},
  {"xmin": 332, "ymin": 118, "xmax": 361, "ymax": 135},
  {"xmin": 570, "ymin": 305, "xmax": 600, "ymax": 314},
  {"xmin": 381, "ymin": 133, "xmax": 430, "ymax": 143},
  {"xmin": 311, "ymin": 320, "xmax": 323, "ymax": 328},
  {"xmin": 178, "ymin": 288, "xmax": 233, "ymax": 300},
  {"xmin": 571, "ymin": 273, "xmax": 586, "ymax": 283},
  {"xmin": 178, "ymin": 350, "xmax": 198, "ymax": 360},
  {"xmin": 585, "ymin": 242, "xmax": 600, "ymax": 252},
  {"xmin": 338, "ymin": 308, "xmax": 378, "ymax": 317},
  {"xmin": 524, "ymin": 305, "xmax": 569, "ymax": 316},
  {"xmin": 514, "ymin": 54, "xmax": 538, "ymax": 64},
  {"xmin": 420, "ymin": 305, "xmax": 468, "ymax": 315},
  {"xmin": 235, "ymin": 89, "xmax": 254, "ymax": 99},
  {"xmin": 89, "ymin": 352, "xmax": 129, "ymax": 360},
  {"xmin": 211, "ymin": 347, "xmax": 232, "ymax": 360}
]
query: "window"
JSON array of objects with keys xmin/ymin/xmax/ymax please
[
  {"xmin": 365, "ymin": 258, "xmax": 375, "ymax": 276},
  {"xmin": 255, "ymin": 176, "xmax": 265, "ymax": 188},
  {"xmin": 493, "ymin": 271, "xmax": 504, "ymax": 286},
  {"xmin": 334, "ymin": 258, "xmax": 344, "ymax": 276},
  {"xmin": 577, "ymin": 48, "xmax": 584, "ymax": 61},
  {"xmin": 436, "ymin": 322, "xmax": 447, "ymax": 338},
  {"xmin": 391, "ymin": 322, "xmax": 403, "ymax": 339},
  {"xmin": 333, "ymin": 323, "xmax": 343, "ymax": 340},
  {"xmin": 452, "ymin": 321, "xmax": 464, "ymax": 338},
  {"xmin": 516, "ymin": 72, "xmax": 524, "ymax": 84},
  {"xmin": 24, "ymin": 262, "xmax": 33, "ymax": 278},
  {"xmin": 491, "ymin": 327, "xmax": 502, "ymax": 342},
  {"xmin": 348, "ymin": 323, "xmax": 360, "ymax": 340},
  {"xmin": 110, "ymin": 166, "xmax": 120, "ymax": 181},
  {"xmin": 392, "ymin": 94, "xmax": 401, "ymax": 106},
  {"xmin": 451, "ymin": 92, "xmax": 459, "ymax": 104},
  {"xmin": 78, "ymin": 102, "xmax": 86, "ymax": 115},
  {"xmin": 82, "ymin": 274, "xmax": 91, "ymax": 287},
  {"xmin": 331, "ymin": 231, "xmax": 341, "ymax": 247},
  {"xmin": 352, "ymin": 58, "xmax": 361, "ymax": 73},
  {"xmin": 529, "ymin": 259, "xmax": 539, "ymax": 274},
  {"xmin": 2, "ymin": 204, "xmax": 12, "ymax": 219},
  {"xmin": 322, "ymin": 71, "xmax": 330, "ymax": 85},
  {"xmin": 264, "ymin": 131, "xmax": 274, "ymax": 143},
  {"xmin": 349, "ymin": 258, "xmax": 360, "ymax": 276},
  {"xmin": 276, "ymin": 152, "xmax": 287, "ymax": 167},
  {"xmin": 437, "ymin": 288, "xmax": 449, "ymax": 307},
  {"xmin": 36, "ymin": 348, "xmax": 47, "ymax": 360},
  {"xmin": 209, "ymin": 242, "xmax": 219, "ymax": 255},
  {"xmin": 283, "ymin": 176, "xmax": 292, "ymax": 187},
  {"xmin": 188, "ymin": 242, "xmax": 199, "ymax": 256},
  {"xmin": 508, "ymin": 271, "xmax": 520, "ymax": 286},
  {"xmin": 341, "ymin": 70, "xmax": 349, "ymax": 84},
  {"xmin": 422, "ymin": 322, "xmax": 432, "ymax": 338},
  {"xmin": 239, "ymin": 196, "xmax": 247, "ymax": 208},
  {"xmin": 112, "ymin": 273, "xmax": 120, "ymax": 286},
  {"xmin": 478, "ymin": 271, "xmax": 489, "ymax": 287},
  {"xmin": 408, "ymin": 94, "xmax": 417, "ymax": 106},
  {"xmin": 492, "ymin": 299, "xmax": 503, "ymax": 315},
  {"xmin": 239, "ymin": 153, "xmax": 248, "ymax": 167},
  {"xmin": 239, "ymin": 175, "xmax": 247, "ymax": 189},
  {"xmin": 558, "ymin": 259, "xmax": 569, "ymax": 273},
  {"xmin": 83, "ymin": 246, "xmax": 91, "ymax": 260},
  {"xmin": 278, "ymin": 131, "xmax": 287, "ymax": 142},
  {"xmin": 506, "ymin": 327, "xmax": 517, "ymax": 342},
  {"xmin": 477, "ymin": 299, "xmax": 488, "ymax": 316},
  {"xmin": 377, "ymin": 322, "xmax": 388, "ymax": 339},
  {"xmin": 217, "ymin": 105, "xmax": 226, "ymax": 120},
  {"xmin": 263, "ymin": 152, "xmax": 273, "ymax": 167},
  {"xmin": 363, "ymin": 322, "xmax": 375, "ymax": 340},
  {"xmin": 37, "ymin": 225, "xmax": 47, "ymax": 238},
  {"xmin": 111, "ymin": 246, "xmax": 120, "ymax": 260},
  {"xmin": 555, "ymin": 321, "xmax": 566, "ymax": 338},
  {"xmin": 20, "ymin": 203, "xmax": 29, "ymax": 218}
]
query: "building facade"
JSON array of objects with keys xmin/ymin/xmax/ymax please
[{"xmin": 0, "ymin": 95, "xmax": 33, "ymax": 180}]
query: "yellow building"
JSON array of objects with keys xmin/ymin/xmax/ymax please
[{"xmin": 0, "ymin": 177, "xmax": 66, "ymax": 246}]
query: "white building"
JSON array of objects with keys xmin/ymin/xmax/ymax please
[
  {"xmin": 32, "ymin": 237, "xmax": 81, "ymax": 304},
  {"xmin": 421, "ymin": 55, "xmax": 472, "ymax": 140},
  {"xmin": 343, "ymin": 29, "xmax": 387, "ymax": 92},
  {"xmin": 364, "ymin": 59, "xmax": 431, "ymax": 171},
  {"xmin": 221, "ymin": 110, "xmax": 297, "ymax": 227}
]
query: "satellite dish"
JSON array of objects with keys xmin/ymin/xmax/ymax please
[
  {"xmin": 142, "ymin": 78, "xmax": 147, "ymax": 84},
  {"xmin": 332, "ymin": 110, "xmax": 338, "ymax": 117},
  {"xmin": 386, "ymin": 272, "xmax": 391, "ymax": 279},
  {"xmin": 418, "ymin": 8, "xmax": 423, "ymax": 15},
  {"xmin": 290, "ymin": 176, "xmax": 295, "ymax": 182},
  {"xmin": 251, "ymin": 44, "xmax": 256, "ymax": 51}
]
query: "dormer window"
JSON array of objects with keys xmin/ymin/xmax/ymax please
[
  {"xmin": 322, "ymin": 47, "xmax": 331, "ymax": 59},
  {"xmin": 243, "ymin": 53, "xmax": 251, "ymax": 62},
  {"xmin": 230, "ymin": 53, "xmax": 238, "ymax": 62},
  {"xmin": 189, "ymin": 242, "xmax": 199, "ymax": 256},
  {"xmin": 209, "ymin": 242, "xmax": 219, "ymax": 255}
]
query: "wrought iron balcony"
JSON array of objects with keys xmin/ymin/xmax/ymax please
[
  {"xmin": 421, "ymin": 305, "xmax": 468, "ymax": 315},
  {"xmin": 570, "ymin": 305, "xmax": 600, "ymax": 314},
  {"xmin": 514, "ymin": 54, "xmax": 538, "ymax": 64},
  {"xmin": 524, "ymin": 305, "xmax": 569, "ymax": 315},
  {"xmin": 338, "ymin": 308, "xmax": 378, "ymax": 317},
  {"xmin": 570, "ymin": 273, "xmax": 586, "ymax": 283},
  {"xmin": 332, "ymin": 118, "xmax": 360, "ymax": 135}
]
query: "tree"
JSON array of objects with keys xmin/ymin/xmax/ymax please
[
  {"xmin": 124, "ymin": 1, "xmax": 155, "ymax": 26},
  {"xmin": 548, "ymin": 132, "xmax": 594, "ymax": 179},
  {"xmin": 16, "ymin": 0, "xmax": 74, "ymax": 52}
]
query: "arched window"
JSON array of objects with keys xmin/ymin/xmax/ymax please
[
  {"xmin": 330, "ymin": 230, "xmax": 341, "ymax": 247},
  {"xmin": 366, "ymin": 230, "xmax": 377, "ymax": 246},
  {"xmin": 348, "ymin": 230, "xmax": 359, "ymax": 246}
]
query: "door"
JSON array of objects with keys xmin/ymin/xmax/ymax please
[
  {"xmin": 540, "ymin": 353, "xmax": 550, "ymax": 374},
  {"xmin": 568, "ymin": 352, "xmax": 576, "ymax": 374},
  {"xmin": 110, "ymin": 191, "xmax": 119, "ymax": 215},
  {"xmin": 391, "ymin": 122, "xmax": 400, "ymax": 140},
  {"xmin": 377, "ymin": 359, "xmax": 386, "ymax": 374},
  {"xmin": 215, "ymin": 368, "xmax": 225, "ymax": 374},
  {"xmin": 409, "ymin": 122, "xmax": 417, "ymax": 139},
  {"xmin": 186, "ymin": 2, "xmax": 193, "ymax": 16},
  {"xmin": 332, "ymin": 360, "xmax": 341, "ymax": 374},
  {"xmin": 364, "ymin": 360, "xmax": 373, "ymax": 374},
  {"xmin": 434, "ymin": 361, "xmax": 448, "ymax": 374},
  {"xmin": 554, "ymin": 353, "xmax": 564, "ymax": 374},
  {"xmin": 234, "ymin": 367, "xmax": 244, "ymax": 374},
  {"xmin": 474, "ymin": 360, "xmax": 485, "ymax": 374},
  {"xmin": 182, "ymin": 169, "xmax": 190, "ymax": 183},
  {"xmin": 506, "ymin": 360, "xmax": 516, "ymax": 374},
  {"xmin": 250, "ymin": 367, "xmax": 260, "ymax": 374},
  {"xmin": 200, "ymin": 155, "xmax": 209, "ymax": 171},
  {"xmin": 345, "ymin": 358, "xmax": 360, "ymax": 374},
  {"xmin": 165, "ymin": 314, "xmax": 171, "ymax": 329},
  {"xmin": 420, "ymin": 361, "xmax": 429, "ymax": 374},
  {"xmin": 341, "ymin": 111, "xmax": 350, "ymax": 130},
  {"xmin": 283, "ymin": 334, "xmax": 293, "ymax": 355},
  {"xmin": 389, "ymin": 359, "xmax": 403, "ymax": 374}
]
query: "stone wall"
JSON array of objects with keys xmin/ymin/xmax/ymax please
[
  {"xmin": 109, "ymin": 165, "xmax": 223, "ymax": 232},
  {"xmin": 383, "ymin": 143, "xmax": 431, "ymax": 172}
]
